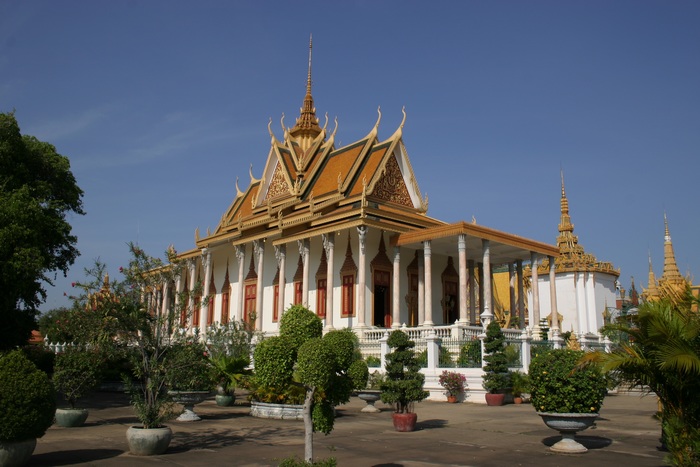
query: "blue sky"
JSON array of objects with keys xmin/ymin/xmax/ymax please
[{"xmin": 2, "ymin": 0, "xmax": 698, "ymax": 312}]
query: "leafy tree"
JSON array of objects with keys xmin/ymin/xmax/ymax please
[
  {"xmin": 582, "ymin": 293, "xmax": 700, "ymax": 465},
  {"xmin": 253, "ymin": 305, "xmax": 361, "ymax": 463},
  {"xmin": 69, "ymin": 243, "xmax": 202, "ymax": 429},
  {"xmin": 0, "ymin": 112, "xmax": 84, "ymax": 350}
]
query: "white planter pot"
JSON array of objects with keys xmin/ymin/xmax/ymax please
[
  {"xmin": 0, "ymin": 438, "xmax": 36, "ymax": 467},
  {"xmin": 126, "ymin": 426, "xmax": 172, "ymax": 456},
  {"xmin": 55, "ymin": 408, "xmax": 89, "ymax": 427},
  {"xmin": 168, "ymin": 390, "xmax": 210, "ymax": 421},
  {"xmin": 250, "ymin": 401, "xmax": 304, "ymax": 420},
  {"xmin": 538, "ymin": 412, "xmax": 599, "ymax": 453}
]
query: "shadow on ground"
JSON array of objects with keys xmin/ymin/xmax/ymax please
[{"xmin": 30, "ymin": 448, "xmax": 123, "ymax": 466}]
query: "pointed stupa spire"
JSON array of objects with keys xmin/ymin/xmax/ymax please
[
  {"xmin": 556, "ymin": 170, "xmax": 583, "ymax": 258},
  {"xmin": 289, "ymin": 35, "xmax": 322, "ymax": 146},
  {"xmin": 644, "ymin": 251, "xmax": 660, "ymax": 301},
  {"xmin": 661, "ymin": 212, "xmax": 684, "ymax": 285}
]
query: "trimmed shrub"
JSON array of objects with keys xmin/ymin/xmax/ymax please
[
  {"xmin": 529, "ymin": 348, "xmax": 606, "ymax": 414},
  {"xmin": 0, "ymin": 350, "xmax": 56, "ymax": 441}
]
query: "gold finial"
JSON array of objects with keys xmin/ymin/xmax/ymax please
[
  {"xmin": 307, "ymin": 34, "xmax": 313, "ymax": 96},
  {"xmin": 400, "ymin": 106, "xmax": 407, "ymax": 129}
]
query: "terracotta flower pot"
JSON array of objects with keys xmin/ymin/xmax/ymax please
[
  {"xmin": 447, "ymin": 395, "xmax": 458, "ymax": 403},
  {"xmin": 392, "ymin": 412, "xmax": 418, "ymax": 432},
  {"xmin": 484, "ymin": 393, "xmax": 505, "ymax": 406}
]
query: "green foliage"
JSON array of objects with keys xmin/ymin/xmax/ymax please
[
  {"xmin": 53, "ymin": 348, "xmax": 102, "ymax": 408},
  {"xmin": 205, "ymin": 320, "xmax": 254, "ymax": 394},
  {"xmin": 482, "ymin": 320, "xmax": 512, "ymax": 393},
  {"xmin": 0, "ymin": 350, "xmax": 56, "ymax": 441},
  {"xmin": 416, "ymin": 346, "xmax": 454, "ymax": 368},
  {"xmin": 530, "ymin": 349, "xmax": 606, "ymax": 414},
  {"xmin": 68, "ymin": 244, "xmax": 200, "ymax": 428},
  {"xmin": 380, "ymin": 330, "xmax": 429, "ymax": 413},
  {"xmin": 21, "ymin": 344, "xmax": 55, "ymax": 374},
  {"xmin": 297, "ymin": 338, "xmax": 335, "ymax": 389},
  {"xmin": 38, "ymin": 307, "xmax": 76, "ymax": 343},
  {"xmin": 347, "ymin": 359, "xmax": 370, "ymax": 390},
  {"xmin": 165, "ymin": 335, "xmax": 213, "ymax": 390},
  {"xmin": 438, "ymin": 370, "xmax": 467, "ymax": 396},
  {"xmin": 365, "ymin": 355, "xmax": 381, "ymax": 367},
  {"xmin": 458, "ymin": 339, "xmax": 482, "ymax": 368},
  {"xmin": 582, "ymin": 295, "xmax": 700, "ymax": 465},
  {"xmin": 367, "ymin": 370, "xmax": 386, "ymax": 390},
  {"xmin": 510, "ymin": 370, "xmax": 530, "ymax": 397},
  {"xmin": 277, "ymin": 456, "xmax": 337, "ymax": 467},
  {"xmin": 311, "ymin": 401, "xmax": 335, "ymax": 435},
  {"xmin": 254, "ymin": 336, "xmax": 297, "ymax": 390},
  {"xmin": 0, "ymin": 112, "xmax": 84, "ymax": 350},
  {"xmin": 279, "ymin": 304, "xmax": 323, "ymax": 352}
]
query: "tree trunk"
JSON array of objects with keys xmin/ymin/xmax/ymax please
[{"xmin": 303, "ymin": 387, "xmax": 315, "ymax": 462}]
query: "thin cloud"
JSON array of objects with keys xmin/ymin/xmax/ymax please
[{"xmin": 26, "ymin": 106, "xmax": 110, "ymax": 141}]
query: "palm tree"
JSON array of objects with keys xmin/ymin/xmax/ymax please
[{"xmin": 582, "ymin": 290, "xmax": 700, "ymax": 465}]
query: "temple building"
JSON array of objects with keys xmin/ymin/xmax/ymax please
[
  {"xmin": 642, "ymin": 214, "xmax": 694, "ymax": 305},
  {"xmin": 527, "ymin": 172, "xmax": 619, "ymax": 336},
  {"xmin": 167, "ymin": 40, "xmax": 560, "ymax": 338}
]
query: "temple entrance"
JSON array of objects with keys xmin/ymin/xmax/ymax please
[{"xmin": 373, "ymin": 270, "xmax": 391, "ymax": 327}]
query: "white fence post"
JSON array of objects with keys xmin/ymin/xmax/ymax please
[
  {"xmin": 379, "ymin": 331, "xmax": 390, "ymax": 370},
  {"xmin": 519, "ymin": 329, "xmax": 532, "ymax": 372},
  {"xmin": 426, "ymin": 330, "xmax": 440, "ymax": 370}
]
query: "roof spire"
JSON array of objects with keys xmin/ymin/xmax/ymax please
[
  {"xmin": 289, "ymin": 35, "xmax": 322, "ymax": 145},
  {"xmin": 660, "ymin": 212, "xmax": 684, "ymax": 285}
]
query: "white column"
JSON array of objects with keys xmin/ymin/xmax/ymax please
[
  {"xmin": 298, "ymin": 239, "xmax": 310, "ymax": 307},
  {"xmin": 161, "ymin": 280, "xmax": 170, "ymax": 318},
  {"xmin": 235, "ymin": 245, "xmax": 245, "ymax": 322},
  {"xmin": 276, "ymin": 244, "xmax": 286, "ymax": 319},
  {"xmin": 200, "ymin": 249, "xmax": 212, "ymax": 338},
  {"xmin": 530, "ymin": 252, "xmax": 541, "ymax": 335},
  {"xmin": 508, "ymin": 263, "xmax": 516, "ymax": 325},
  {"xmin": 323, "ymin": 233, "xmax": 335, "ymax": 330},
  {"xmin": 418, "ymin": 253, "xmax": 425, "ymax": 325},
  {"xmin": 468, "ymin": 259, "xmax": 476, "ymax": 325},
  {"xmin": 174, "ymin": 269, "xmax": 184, "ymax": 328},
  {"xmin": 187, "ymin": 258, "xmax": 197, "ymax": 331},
  {"xmin": 423, "ymin": 241, "xmax": 434, "ymax": 326},
  {"xmin": 254, "ymin": 240, "xmax": 264, "ymax": 331},
  {"xmin": 392, "ymin": 246, "xmax": 401, "ymax": 329},
  {"xmin": 548, "ymin": 255, "xmax": 559, "ymax": 332},
  {"xmin": 458, "ymin": 234, "xmax": 468, "ymax": 325},
  {"xmin": 516, "ymin": 260, "xmax": 525, "ymax": 329},
  {"xmin": 357, "ymin": 226, "xmax": 367, "ymax": 328},
  {"xmin": 480, "ymin": 240, "xmax": 493, "ymax": 327}
]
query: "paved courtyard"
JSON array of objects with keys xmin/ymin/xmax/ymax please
[{"xmin": 31, "ymin": 390, "xmax": 666, "ymax": 466}]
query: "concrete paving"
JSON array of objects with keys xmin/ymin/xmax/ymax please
[{"xmin": 31, "ymin": 390, "xmax": 667, "ymax": 466}]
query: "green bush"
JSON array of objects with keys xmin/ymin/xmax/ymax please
[
  {"xmin": 0, "ymin": 350, "xmax": 56, "ymax": 441},
  {"xmin": 482, "ymin": 321, "xmax": 511, "ymax": 393},
  {"xmin": 279, "ymin": 304, "xmax": 323, "ymax": 352},
  {"xmin": 529, "ymin": 349, "xmax": 606, "ymax": 414},
  {"xmin": 21, "ymin": 344, "xmax": 55, "ymax": 375},
  {"xmin": 457, "ymin": 340, "xmax": 481, "ymax": 368},
  {"xmin": 380, "ymin": 330, "xmax": 429, "ymax": 413},
  {"xmin": 365, "ymin": 355, "xmax": 381, "ymax": 368},
  {"xmin": 277, "ymin": 456, "xmax": 337, "ymax": 467},
  {"xmin": 165, "ymin": 336, "xmax": 213, "ymax": 391},
  {"xmin": 416, "ymin": 347, "xmax": 454, "ymax": 368},
  {"xmin": 53, "ymin": 348, "xmax": 102, "ymax": 408}
]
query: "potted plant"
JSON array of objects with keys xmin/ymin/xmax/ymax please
[
  {"xmin": 205, "ymin": 320, "xmax": 254, "ymax": 406},
  {"xmin": 380, "ymin": 330, "xmax": 429, "ymax": 431},
  {"xmin": 52, "ymin": 347, "xmax": 102, "ymax": 427},
  {"xmin": 0, "ymin": 350, "xmax": 56, "ymax": 466},
  {"xmin": 439, "ymin": 370, "xmax": 467, "ymax": 403},
  {"xmin": 529, "ymin": 348, "xmax": 607, "ymax": 453},
  {"xmin": 481, "ymin": 320, "xmax": 512, "ymax": 406},
  {"xmin": 69, "ymin": 244, "xmax": 202, "ymax": 455},
  {"xmin": 165, "ymin": 334, "xmax": 213, "ymax": 421},
  {"xmin": 510, "ymin": 370, "xmax": 530, "ymax": 404}
]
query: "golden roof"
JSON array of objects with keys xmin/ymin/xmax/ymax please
[{"xmin": 537, "ymin": 171, "xmax": 619, "ymax": 276}]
